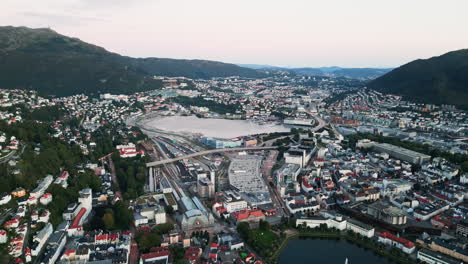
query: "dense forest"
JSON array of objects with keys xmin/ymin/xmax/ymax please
[
  {"xmin": 0, "ymin": 103, "xmax": 147, "ymax": 229},
  {"xmin": 0, "ymin": 120, "xmax": 84, "ymax": 192}
]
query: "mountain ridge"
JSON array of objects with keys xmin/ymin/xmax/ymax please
[
  {"xmin": 0, "ymin": 26, "xmax": 265, "ymax": 96},
  {"xmin": 368, "ymin": 49, "xmax": 468, "ymax": 108}
]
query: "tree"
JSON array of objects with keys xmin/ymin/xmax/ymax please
[
  {"xmin": 155, "ymin": 223, "xmax": 174, "ymax": 235},
  {"xmin": 166, "ymin": 205, "xmax": 174, "ymax": 215},
  {"xmin": 293, "ymin": 133, "xmax": 300, "ymax": 142},
  {"xmin": 237, "ymin": 222, "xmax": 251, "ymax": 239},
  {"xmin": 259, "ymin": 220, "xmax": 270, "ymax": 231},
  {"xmin": 102, "ymin": 212, "xmax": 115, "ymax": 230},
  {"xmin": 136, "ymin": 231, "xmax": 161, "ymax": 252},
  {"xmin": 113, "ymin": 201, "xmax": 133, "ymax": 230},
  {"xmin": 169, "ymin": 245, "xmax": 186, "ymax": 264},
  {"xmin": 461, "ymin": 161, "xmax": 468, "ymax": 173}
]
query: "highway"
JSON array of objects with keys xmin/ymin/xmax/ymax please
[
  {"xmin": 309, "ymin": 111, "xmax": 327, "ymax": 132},
  {"xmin": 146, "ymin": 146, "xmax": 277, "ymax": 167}
]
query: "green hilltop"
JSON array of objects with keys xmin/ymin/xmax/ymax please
[
  {"xmin": 0, "ymin": 26, "xmax": 265, "ymax": 96},
  {"xmin": 368, "ymin": 49, "xmax": 468, "ymax": 109}
]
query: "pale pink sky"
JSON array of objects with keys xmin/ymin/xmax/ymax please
[{"xmin": 2, "ymin": 0, "xmax": 467, "ymax": 67}]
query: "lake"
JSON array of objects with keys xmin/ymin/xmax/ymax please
[
  {"xmin": 144, "ymin": 115, "xmax": 290, "ymax": 138},
  {"xmin": 278, "ymin": 237, "xmax": 396, "ymax": 264}
]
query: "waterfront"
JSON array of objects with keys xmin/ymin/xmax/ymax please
[
  {"xmin": 144, "ymin": 115, "xmax": 290, "ymax": 138},
  {"xmin": 278, "ymin": 237, "xmax": 396, "ymax": 264}
]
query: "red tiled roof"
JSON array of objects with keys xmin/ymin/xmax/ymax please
[
  {"xmin": 64, "ymin": 249, "xmax": 76, "ymax": 256},
  {"xmin": 141, "ymin": 249, "xmax": 170, "ymax": 260},
  {"xmin": 184, "ymin": 247, "xmax": 201, "ymax": 260},
  {"xmin": 232, "ymin": 209, "xmax": 264, "ymax": 221},
  {"xmin": 302, "ymin": 178, "xmax": 312, "ymax": 188},
  {"xmin": 96, "ymin": 234, "xmax": 108, "ymax": 241},
  {"xmin": 70, "ymin": 208, "xmax": 86, "ymax": 229},
  {"xmin": 379, "ymin": 232, "xmax": 415, "ymax": 248},
  {"xmin": 60, "ymin": 171, "xmax": 69, "ymax": 179}
]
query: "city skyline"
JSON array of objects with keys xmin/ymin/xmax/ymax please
[{"xmin": 2, "ymin": 0, "xmax": 468, "ymax": 68}]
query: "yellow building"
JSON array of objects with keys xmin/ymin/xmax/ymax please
[{"xmin": 11, "ymin": 187, "xmax": 27, "ymax": 197}]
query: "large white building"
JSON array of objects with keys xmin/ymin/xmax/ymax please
[
  {"xmin": 346, "ymin": 219, "xmax": 375, "ymax": 238},
  {"xmin": 378, "ymin": 232, "xmax": 416, "ymax": 254},
  {"xmin": 0, "ymin": 229, "xmax": 7, "ymax": 244},
  {"xmin": 32, "ymin": 223, "xmax": 53, "ymax": 256},
  {"xmin": 0, "ymin": 193, "xmax": 11, "ymax": 205},
  {"xmin": 296, "ymin": 215, "xmax": 347, "ymax": 231},
  {"xmin": 275, "ymin": 163, "xmax": 301, "ymax": 184},
  {"xmin": 284, "ymin": 148, "xmax": 312, "ymax": 168},
  {"xmin": 30, "ymin": 175, "xmax": 54, "ymax": 198},
  {"xmin": 218, "ymin": 191, "xmax": 248, "ymax": 213},
  {"xmin": 67, "ymin": 188, "xmax": 93, "ymax": 237},
  {"xmin": 135, "ymin": 205, "xmax": 167, "ymax": 226},
  {"xmin": 460, "ymin": 173, "xmax": 468, "ymax": 184},
  {"xmin": 417, "ymin": 248, "xmax": 461, "ymax": 264},
  {"xmin": 297, "ymin": 215, "xmax": 374, "ymax": 238},
  {"xmin": 373, "ymin": 143, "xmax": 431, "ymax": 164}
]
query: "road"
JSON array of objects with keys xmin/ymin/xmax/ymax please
[
  {"xmin": 146, "ymin": 146, "xmax": 277, "ymax": 167},
  {"xmin": 105, "ymin": 156, "xmax": 138, "ymax": 264},
  {"xmin": 107, "ymin": 156, "xmax": 123, "ymax": 202},
  {"xmin": 309, "ymin": 112, "xmax": 327, "ymax": 132},
  {"xmin": 261, "ymin": 135, "xmax": 289, "ymax": 147},
  {"xmin": 0, "ymin": 145, "xmax": 26, "ymax": 164}
]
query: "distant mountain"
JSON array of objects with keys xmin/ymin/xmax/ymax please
[
  {"xmin": 239, "ymin": 64, "xmax": 391, "ymax": 79},
  {"xmin": 237, "ymin": 64, "xmax": 284, "ymax": 70},
  {"xmin": 0, "ymin": 26, "xmax": 265, "ymax": 96},
  {"xmin": 368, "ymin": 49, "xmax": 468, "ymax": 109},
  {"xmin": 136, "ymin": 58, "xmax": 265, "ymax": 79},
  {"xmin": 291, "ymin": 67, "xmax": 392, "ymax": 79}
]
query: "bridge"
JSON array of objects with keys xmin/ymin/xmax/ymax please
[{"xmin": 146, "ymin": 146, "xmax": 277, "ymax": 167}]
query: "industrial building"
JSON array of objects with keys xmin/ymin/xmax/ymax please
[
  {"xmin": 275, "ymin": 163, "xmax": 301, "ymax": 184},
  {"xmin": 197, "ymin": 177, "xmax": 215, "ymax": 198},
  {"xmin": 228, "ymin": 155, "xmax": 271, "ymax": 206},
  {"xmin": 417, "ymin": 248, "xmax": 461, "ymax": 264},
  {"xmin": 197, "ymin": 170, "xmax": 215, "ymax": 198},
  {"xmin": 201, "ymin": 137, "xmax": 242, "ymax": 148},
  {"xmin": 178, "ymin": 196, "xmax": 214, "ymax": 235},
  {"xmin": 284, "ymin": 147, "xmax": 313, "ymax": 168},
  {"xmin": 373, "ymin": 143, "xmax": 431, "ymax": 164},
  {"xmin": 368, "ymin": 200, "xmax": 407, "ymax": 225}
]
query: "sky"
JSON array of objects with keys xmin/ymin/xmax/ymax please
[{"xmin": 1, "ymin": 0, "xmax": 468, "ymax": 68}]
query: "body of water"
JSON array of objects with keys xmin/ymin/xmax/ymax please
[
  {"xmin": 278, "ymin": 237, "xmax": 396, "ymax": 264},
  {"xmin": 144, "ymin": 115, "xmax": 290, "ymax": 138}
]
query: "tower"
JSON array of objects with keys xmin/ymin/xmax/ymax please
[
  {"xmin": 210, "ymin": 170, "xmax": 216, "ymax": 187},
  {"xmin": 148, "ymin": 167, "xmax": 155, "ymax": 192}
]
